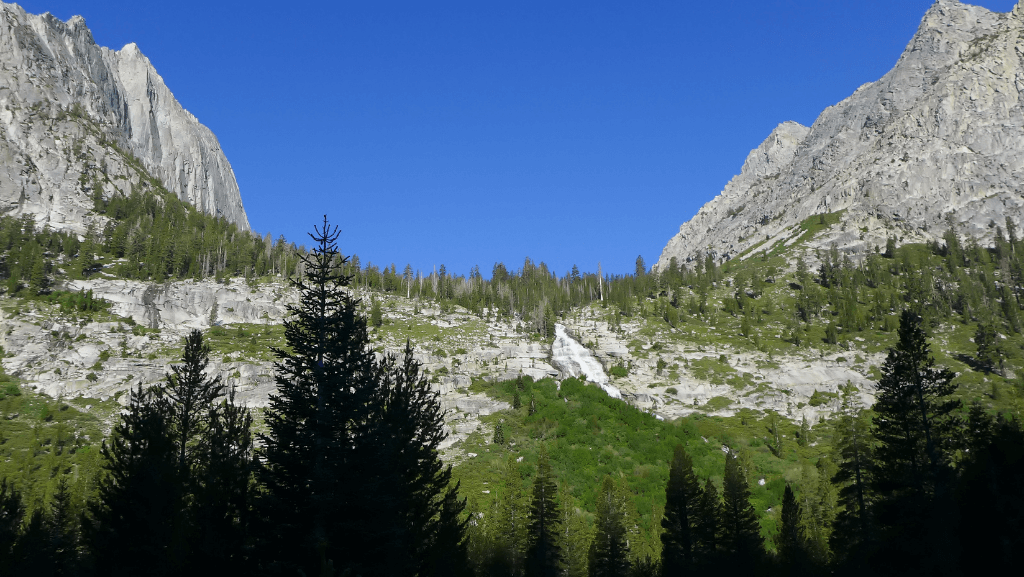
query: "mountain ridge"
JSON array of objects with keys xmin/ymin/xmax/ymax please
[
  {"xmin": 658, "ymin": 0, "xmax": 1024, "ymax": 269},
  {"xmin": 0, "ymin": 2, "xmax": 250, "ymax": 232}
]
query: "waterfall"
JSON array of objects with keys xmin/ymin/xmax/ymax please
[{"xmin": 551, "ymin": 324, "xmax": 621, "ymax": 399}]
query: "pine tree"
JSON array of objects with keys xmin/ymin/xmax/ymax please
[
  {"xmin": 693, "ymin": 478, "xmax": 720, "ymax": 564},
  {"xmin": 588, "ymin": 477, "xmax": 631, "ymax": 577},
  {"xmin": 525, "ymin": 450, "xmax": 562, "ymax": 577},
  {"xmin": 559, "ymin": 495, "xmax": 591, "ymax": 577},
  {"xmin": 871, "ymin": 310, "xmax": 961, "ymax": 574},
  {"xmin": 257, "ymin": 217, "xmax": 379, "ymax": 574},
  {"xmin": 0, "ymin": 479, "xmax": 24, "ymax": 575},
  {"xmin": 830, "ymin": 383, "xmax": 874, "ymax": 566},
  {"xmin": 164, "ymin": 329, "xmax": 224, "ymax": 481},
  {"xmin": 48, "ymin": 475, "xmax": 80, "ymax": 576},
  {"xmin": 365, "ymin": 342, "xmax": 470, "ymax": 576},
  {"xmin": 660, "ymin": 444, "xmax": 702, "ymax": 575},
  {"xmin": 493, "ymin": 422, "xmax": 505, "ymax": 446},
  {"xmin": 721, "ymin": 451, "xmax": 763, "ymax": 570},
  {"xmin": 778, "ymin": 484, "xmax": 809, "ymax": 574},
  {"xmin": 973, "ymin": 323, "xmax": 1002, "ymax": 374},
  {"xmin": 258, "ymin": 217, "xmax": 467, "ymax": 576},
  {"xmin": 88, "ymin": 384, "xmax": 180, "ymax": 576},
  {"xmin": 195, "ymin": 387, "xmax": 253, "ymax": 572},
  {"xmin": 953, "ymin": 414, "xmax": 1024, "ymax": 573}
]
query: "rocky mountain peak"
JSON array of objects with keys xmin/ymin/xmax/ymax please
[
  {"xmin": 657, "ymin": 1, "xmax": 1024, "ymax": 270},
  {"xmin": 0, "ymin": 2, "xmax": 250, "ymax": 232}
]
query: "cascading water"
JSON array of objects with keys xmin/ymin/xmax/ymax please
[{"xmin": 551, "ymin": 324, "xmax": 622, "ymax": 399}]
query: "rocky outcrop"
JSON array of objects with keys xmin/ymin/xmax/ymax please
[
  {"xmin": 0, "ymin": 3, "xmax": 249, "ymax": 232},
  {"xmin": 658, "ymin": 0, "xmax": 1024, "ymax": 268}
]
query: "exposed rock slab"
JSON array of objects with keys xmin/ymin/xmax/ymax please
[{"xmin": 659, "ymin": 0, "xmax": 1024, "ymax": 269}]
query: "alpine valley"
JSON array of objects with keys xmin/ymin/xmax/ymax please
[{"xmin": 1, "ymin": 1, "xmax": 1024, "ymax": 576}]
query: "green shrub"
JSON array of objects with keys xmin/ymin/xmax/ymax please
[
  {"xmin": 609, "ymin": 364, "xmax": 627, "ymax": 378},
  {"xmin": 704, "ymin": 396, "xmax": 733, "ymax": 411},
  {"xmin": 86, "ymin": 372, "xmax": 98, "ymax": 382},
  {"xmin": 0, "ymin": 382, "xmax": 21, "ymax": 400},
  {"xmin": 808, "ymin": 389, "xmax": 837, "ymax": 407}
]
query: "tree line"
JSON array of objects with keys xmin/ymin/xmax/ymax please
[{"xmin": 2, "ymin": 219, "xmax": 1023, "ymax": 576}]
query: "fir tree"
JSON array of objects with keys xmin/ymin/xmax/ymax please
[
  {"xmin": 588, "ymin": 477, "xmax": 630, "ymax": 577},
  {"xmin": 496, "ymin": 456, "xmax": 530, "ymax": 575},
  {"xmin": 871, "ymin": 310, "xmax": 961, "ymax": 575},
  {"xmin": 525, "ymin": 450, "xmax": 562, "ymax": 577},
  {"xmin": 693, "ymin": 478, "xmax": 720, "ymax": 564},
  {"xmin": 364, "ymin": 342, "xmax": 470, "ymax": 576},
  {"xmin": 48, "ymin": 475, "xmax": 81, "ymax": 576},
  {"xmin": 973, "ymin": 323, "xmax": 1002, "ymax": 374},
  {"xmin": 721, "ymin": 451, "xmax": 762, "ymax": 570},
  {"xmin": 559, "ymin": 494, "xmax": 591, "ymax": 577},
  {"xmin": 830, "ymin": 383, "xmax": 874, "ymax": 566},
  {"xmin": 164, "ymin": 330, "xmax": 224, "ymax": 481},
  {"xmin": 88, "ymin": 384, "xmax": 180, "ymax": 577},
  {"xmin": 258, "ymin": 217, "xmax": 466, "ymax": 576},
  {"xmin": 195, "ymin": 387, "xmax": 253, "ymax": 572},
  {"xmin": 493, "ymin": 422, "xmax": 505, "ymax": 446},
  {"xmin": 660, "ymin": 444, "xmax": 702, "ymax": 575},
  {"xmin": 0, "ymin": 479, "xmax": 24, "ymax": 575},
  {"xmin": 954, "ymin": 413, "xmax": 1024, "ymax": 574},
  {"xmin": 257, "ymin": 217, "xmax": 380, "ymax": 574},
  {"xmin": 778, "ymin": 484, "xmax": 809, "ymax": 575}
]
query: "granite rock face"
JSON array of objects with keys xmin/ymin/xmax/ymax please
[
  {"xmin": 658, "ymin": 0, "xmax": 1024, "ymax": 268},
  {"xmin": 0, "ymin": 3, "xmax": 249, "ymax": 232}
]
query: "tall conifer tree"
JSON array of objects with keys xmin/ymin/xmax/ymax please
[
  {"xmin": 830, "ymin": 384, "xmax": 874, "ymax": 566},
  {"xmin": 871, "ymin": 310, "xmax": 960, "ymax": 575},
  {"xmin": 258, "ymin": 217, "xmax": 466, "ymax": 576},
  {"xmin": 721, "ymin": 451, "xmax": 762, "ymax": 570},
  {"xmin": 779, "ymin": 484, "xmax": 809, "ymax": 574},
  {"xmin": 693, "ymin": 478, "xmax": 720, "ymax": 564},
  {"xmin": 258, "ymin": 217, "xmax": 379, "ymax": 574},
  {"xmin": 525, "ymin": 450, "xmax": 562, "ymax": 577},
  {"xmin": 588, "ymin": 477, "xmax": 630, "ymax": 577},
  {"xmin": 660, "ymin": 444, "xmax": 702, "ymax": 575},
  {"xmin": 89, "ymin": 384, "xmax": 180, "ymax": 577}
]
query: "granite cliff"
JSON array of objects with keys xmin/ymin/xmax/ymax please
[
  {"xmin": 0, "ymin": 2, "xmax": 249, "ymax": 232},
  {"xmin": 659, "ymin": 0, "xmax": 1024, "ymax": 268}
]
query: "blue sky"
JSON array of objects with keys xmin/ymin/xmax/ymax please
[{"xmin": 16, "ymin": 0, "xmax": 1022, "ymax": 276}]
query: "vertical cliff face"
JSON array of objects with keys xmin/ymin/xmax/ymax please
[
  {"xmin": 658, "ymin": 0, "xmax": 1024, "ymax": 269},
  {"xmin": 0, "ymin": 3, "xmax": 250, "ymax": 232}
]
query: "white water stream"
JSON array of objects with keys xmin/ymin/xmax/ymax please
[{"xmin": 551, "ymin": 324, "xmax": 622, "ymax": 399}]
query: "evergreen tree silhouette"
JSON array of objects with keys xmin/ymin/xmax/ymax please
[
  {"xmin": 13, "ymin": 508, "xmax": 49, "ymax": 575},
  {"xmin": 587, "ymin": 477, "xmax": 630, "ymax": 577},
  {"xmin": 779, "ymin": 484, "xmax": 810, "ymax": 575},
  {"xmin": 195, "ymin": 386, "xmax": 253, "ymax": 572},
  {"xmin": 364, "ymin": 342, "xmax": 470, "ymax": 576},
  {"xmin": 871, "ymin": 310, "xmax": 960, "ymax": 575},
  {"xmin": 0, "ymin": 479, "xmax": 24, "ymax": 575},
  {"xmin": 693, "ymin": 478, "xmax": 720, "ymax": 566},
  {"xmin": 660, "ymin": 444, "xmax": 702, "ymax": 575},
  {"xmin": 164, "ymin": 329, "xmax": 224, "ymax": 480},
  {"xmin": 258, "ymin": 217, "xmax": 379, "ymax": 574},
  {"xmin": 721, "ymin": 451, "xmax": 762, "ymax": 572},
  {"xmin": 954, "ymin": 412, "xmax": 1024, "ymax": 574},
  {"xmin": 48, "ymin": 476, "xmax": 81, "ymax": 576},
  {"xmin": 258, "ymin": 217, "xmax": 467, "ymax": 576},
  {"xmin": 830, "ymin": 384, "xmax": 875, "ymax": 568},
  {"xmin": 525, "ymin": 450, "xmax": 562, "ymax": 577},
  {"xmin": 88, "ymin": 384, "xmax": 180, "ymax": 577}
]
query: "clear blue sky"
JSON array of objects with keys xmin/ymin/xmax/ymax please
[{"xmin": 16, "ymin": 0, "xmax": 1021, "ymax": 276}]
